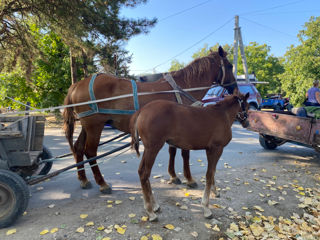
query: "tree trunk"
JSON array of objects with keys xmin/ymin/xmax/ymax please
[
  {"xmin": 70, "ymin": 49, "xmax": 77, "ymax": 84},
  {"xmin": 82, "ymin": 49, "xmax": 88, "ymax": 78}
]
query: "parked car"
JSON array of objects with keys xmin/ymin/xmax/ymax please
[
  {"xmin": 260, "ymin": 94, "xmax": 292, "ymax": 111},
  {"xmin": 202, "ymin": 83, "xmax": 262, "ymax": 110}
]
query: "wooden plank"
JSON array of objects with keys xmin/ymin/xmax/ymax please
[
  {"xmin": 0, "ymin": 131, "xmax": 23, "ymax": 138},
  {"xmin": 248, "ymin": 111, "xmax": 312, "ymax": 144}
]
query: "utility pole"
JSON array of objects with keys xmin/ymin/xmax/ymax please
[{"xmin": 233, "ymin": 15, "xmax": 249, "ymax": 83}]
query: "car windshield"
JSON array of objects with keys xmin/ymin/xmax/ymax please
[
  {"xmin": 206, "ymin": 86, "xmax": 225, "ymax": 97},
  {"xmin": 239, "ymin": 85, "xmax": 254, "ymax": 94}
]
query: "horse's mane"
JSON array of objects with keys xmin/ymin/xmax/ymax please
[{"xmin": 171, "ymin": 52, "xmax": 218, "ymax": 86}]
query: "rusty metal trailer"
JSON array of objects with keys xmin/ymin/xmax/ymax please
[{"xmin": 247, "ymin": 110, "xmax": 320, "ymax": 151}]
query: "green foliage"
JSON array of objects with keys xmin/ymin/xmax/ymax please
[
  {"xmin": 169, "ymin": 60, "xmax": 186, "ymax": 71},
  {"xmin": 281, "ymin": 16, "xmax": 320, "ymax": 106}
]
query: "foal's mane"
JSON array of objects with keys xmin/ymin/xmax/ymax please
[
  {"xmin": 214, "ymin": 95, "xmax": 237, "ymax": 108},
  {"xmin": 171, "ymin": 52, "xmax": 218, "ymax": 86}
]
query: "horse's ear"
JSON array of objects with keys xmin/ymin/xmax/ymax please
[
  {"xmin": 245, "ymin": 92, "xmax": 250, "ymax": 100},
  {"xmin": 218, "ymin": 46, "xmax": 226, "ymax": 57}
]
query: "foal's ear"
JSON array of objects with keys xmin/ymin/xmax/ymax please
[
  {"xmin": 233, "ymin": 87, "xmax": 240, "ymax": 96},
  {"xmin": 245, "ymin": 92, "xmax": 250, "ymax": 100},
  {"xmin": 218, "ymin": 46, "xmax": 226, "ymax": 57}
]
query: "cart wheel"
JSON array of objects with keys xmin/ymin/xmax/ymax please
[
  {"xmin": 37, "ymin": 146, "xmax": 53, "ymax": 176},
  {"xmin": 0, "ymin": 169, "xmax": 30, "ymax": 228},
  {"xmin": 259, "ymin": 134, "xmax": 278, "ymax": 150}
]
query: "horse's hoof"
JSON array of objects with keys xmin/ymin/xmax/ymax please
[
  {"xmin": 148, "ymin": 213, "xmax": 158, "ymax": 222},
  {"xmin": 153, "ymin": 204, "xmax": 161, "ymax": 213},
  {"xmin": 215, "ymin": 191, "xmax": 220, "ymax": 198},
  {"xmin": 204, "ymin": 210, "xmax": 213, "ymax": 219},
  {"xmin": 80, "ymin": 180, "xmax": 92, "ymax": 189},
  {"xmin": 168, "ymin": 177, "xmax": 182, "ymax": 185},
  {"xmin": 100, "ymin": 183, "xmax": 112, "ymax": 194},
  {"xmin": 187, "ymin": 181, "xmax": 198, "ymax": 189}
]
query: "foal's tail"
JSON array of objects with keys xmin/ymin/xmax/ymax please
[
  {"xmin": 130, "ymin": 111, "xmax": 141, "ymax": 157},
  {"xmin": 63, "ymin": 84, "xmax": 77, "ymax": 153}
]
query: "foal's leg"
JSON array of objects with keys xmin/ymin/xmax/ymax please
[
  {"xmin": 182, "ymin": 149, "xmax": 197, "ymax": 188},
  {"xmin": 84, "ymin": 123, "xmax": 111, "ymax": 194},
  {"xmin": 74, "ymin": 128, "xmax": 91, "ymax": 189},
  {"xmin": 168, "ymin": 146, "xmax": 181, "ymax": 184},
  {"xmin": 138, "ymin": 145, "xmax": 163, "ymax": 222},
  {"xmin": 202, "ymin": 146, "xmax": 223, "ymax": 219}
]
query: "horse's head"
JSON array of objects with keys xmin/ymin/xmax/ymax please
[
  {"xmin": 234, "ymin": 91, "xmax": 250, "ymax": 128},
  {"xmin": 209, "ymin": 46, "xmax": 238, "ymax": 94}
]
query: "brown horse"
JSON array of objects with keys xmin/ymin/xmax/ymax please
[
  {"xmin": 63, "ymin": 46, "xmax": 237, "ymax": 194},
  {"xmin": 130, "ymin": 92, "xmax": 250, "ymax": 221}
]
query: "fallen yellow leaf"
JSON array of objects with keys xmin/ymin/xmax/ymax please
[
  {"xmin": 212, "ymin": 224, "xmax": 220, "ymax": 232},
  {"xmin": 76, "ymin": 227, "xmax": 85, "ymax": 233},
  {"xmin": 141, "ymin": 236, "xmax": 149, "ymax": 240},
  {"xmin": 117, "ymin": 227, "xmax": 126, "ymax": 235},
  {"xmin": 107, "ymin": 200, "xmax": 113, "ymax": 204},
  {"xmin": 107, "ymin": 204, "xmax": 113, "ymax": 208},
  {"xmin": 204, "ymin": 223, "xmax": 212, "ymax": 229},
  {"xmin": 197, "ymin": 159, "xmax": 202, "ymax": 162},
  {"xmin": 80, "ymin": 214, "xmax": 88, "ymax": 219},
  {"xmin": 6, "ymin": 229, "xmax": 17, "ymax": 235},
  {"xmin": 129, "ymin": 197, "xmax": 135, "ymax": 201},
  {"xmin": 165, "ymin": 224, "xmax": 175, "ymax": 230},
  {"xmin": 184, "ymin": 192, "xmax": 190, "ymax": 197},
  {"xmin": 151, "ymin": 234, "xmax": 163, "ymax": 240},
  {"xmin": 50, "ymin": 228, "xmax": 58, "ymax": 233},
  {"xmin": 141, "ymin": 216, "xmax": 148, "ymax": 221},
  {"xmin": 40, "ymin": 229, "xmax": 49, "ymax": 235},
  {"xmin": 86, "ymin": 221, "xmax": 94, "ymax": 226},
  {"xmin": 102, "ymin": 238, "xmax": 111, "ymax": 240},
  {"xmin": 229, "ymin": 222, "xmax": 239, "ymax": 232},
  {"xmin": 242, "ymin": 206, "xmax": 248, "ymax": 210},
  {"xmin": 129, "ymin": 213, "xmax": 136, "ymax": 218},
  {"xmin": 97, "ymin": 226, "xmax": 105, "ymax": 231},
  {"xmin": 253, "ymin": 206, "xmax": 264, "ymax": 212},
  {"xmin": 115, "ymin": 200, "xmax": 122, "ymax": 205},
  {"xmin": 250, "ymin": 223, "xmax": 264, "ymax": 237}
]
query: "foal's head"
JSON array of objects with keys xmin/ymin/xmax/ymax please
[{"xmin": 234, "ymin": 92, "xmax": 250, "ymax": 128}]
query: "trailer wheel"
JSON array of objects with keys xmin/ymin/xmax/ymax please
[
  {"xmin": 37, "ymin": 146, "xmax": 53, "ymax": 176},
  {"xmin": 0, "ymin": 169, "xmax": 30, "ymax": 228},
  {"xmin": 259, "ymin": 134, "xmax": 278, "ymax": 150}
]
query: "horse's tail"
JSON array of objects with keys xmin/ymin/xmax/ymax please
[
  {"xmin": 130, "ymin": 111, "xmax": 141, "ymax": 157},
  {"xmin": 63, "ymin": 84, "xmax": 77, "ymax": 153}
]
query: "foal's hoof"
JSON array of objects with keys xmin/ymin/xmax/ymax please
[
  {"xmin": 187, "ymin": 181, "xmax": 198, "ymax": 189},
  {"xmin": 214, "ymin": 191, "xmax": 221, "ymax": 198},
  {"xmin": 168, "ymin": 177, "xmax": 182, "ymax": 185},
  {"xmin": 80, "ymin": 180, "xmax": 92, "ymax": 189},
  {"xmin": 148, "ymin": 213, "xmax": 158, "ymax": 222},
  {"xmin": 153, "ymin": 204, "xmax": 161, "ymax": 213},
  {"xmin": 100, "ymin": 183, "xmax": 112, "ymax": 194}
]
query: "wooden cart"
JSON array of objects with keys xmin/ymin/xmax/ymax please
[
  {"xmin": 0, "ymin": 115, "xmax": 52, "ymax": 228},
  {"xmin": 247, "ymin": 110, "xmax": 320, "ymax": 151}
]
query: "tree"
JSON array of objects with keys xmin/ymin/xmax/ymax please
[
  {"xmin": 0, "ymin": 0, "xmax": 156, "ymax": 79},
  {"xmin": 169, "ymin": 59, "xmax": 186, "ymax": 72},
  {"xmin": 281, "ymin": 16, "xmax": 320, "ymax": 106}
]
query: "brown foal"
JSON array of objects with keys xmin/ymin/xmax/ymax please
[{"xmin": 130, "ymin": 92, "xmax": 250, "ymax": 221}]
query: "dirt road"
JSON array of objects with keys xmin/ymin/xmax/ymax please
[{"xmin": 0, "ymin": 125, "xmax": 319, "ymax": 240}]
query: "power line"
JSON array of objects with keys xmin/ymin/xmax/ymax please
[
  {"xmin": 239, "ymin": 0, "xmax": 308, "ymax": 16},
  {"xmin": 146, "ymin": 17, "xmax": 233, "ymax": 72},
  {"xmin": 159, "ymin": 0, "xmax": 214, "ymax": 22},
  {"xmin": 241, "ymin": 17, "xmax": 296, "ymax": 38}
]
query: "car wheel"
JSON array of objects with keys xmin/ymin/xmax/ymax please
[
  {"xmin": 274, "ymin": 105, "xmax": 281, "ymax": 111},
  {"xmin": 249, "ymin": 104, "xmax": 257, "ymax": 111}
]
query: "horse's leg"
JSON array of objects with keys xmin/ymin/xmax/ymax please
[
  {"xmin": 181, "ymin": 149, "xmax": 197, "ymax": 188},
  {"xmin": 74, "ymin": 128, "xmax": 92, "ymax": 189},
  {"xmin": 167, "ymin": 146, "xmax": 181, "ymax": 184},
  {"xmin": 138, "ymin": 145, "xmax": 163, "ymax": 222},
  {"xmin": 201, "ymin": 146, "xmax": 223, "ymax": 219},
  {"xmin": 84, "ymin": 123, "xmax": 111, "ymax": 194}
]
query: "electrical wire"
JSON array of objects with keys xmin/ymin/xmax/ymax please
[
  {"xmin": 241, "ymin": 17, "xmax": 296, "ymax": 38},
  {"xmin": 147, "ymin": 17, "xmax": 233, "ymax": 72},
  {"xmin": 159, "ymin": 0, "xmax": 214, "ymax": 22}
]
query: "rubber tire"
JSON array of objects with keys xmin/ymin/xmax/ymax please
[
  {"xmin": 0, "ymin": 169, "xmax": 30, "ymax": 228},
  {"xmin": 259, "ymin": 134, "xmax": 278, "ymax": 150},
  {"xmin": 274, "ymin": 105, "xmax": 281, "ymax": 111},
  {"xmin": 249, "ymin": 104, "xmax": 257, "ymax": 111},
  {"xmin": 37, "ymin": 146, "xmax": 53, "ymax": 176}
]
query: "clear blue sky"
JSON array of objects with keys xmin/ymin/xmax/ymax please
[{"xmin": 121, "ymin": 0, "xmax": 320, "ymax": 75}]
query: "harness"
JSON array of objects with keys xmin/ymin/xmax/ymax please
[
  {"xmin": 77, "ymin": 74, "xmax": 140, "ymax": 118},
  {"xmin": 236, "ymin": 98, "xmax": 248, "ymax": 122},
  {"xmin": 77, "ymin": 55, "xmax": 233, "ymax": 118}
]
